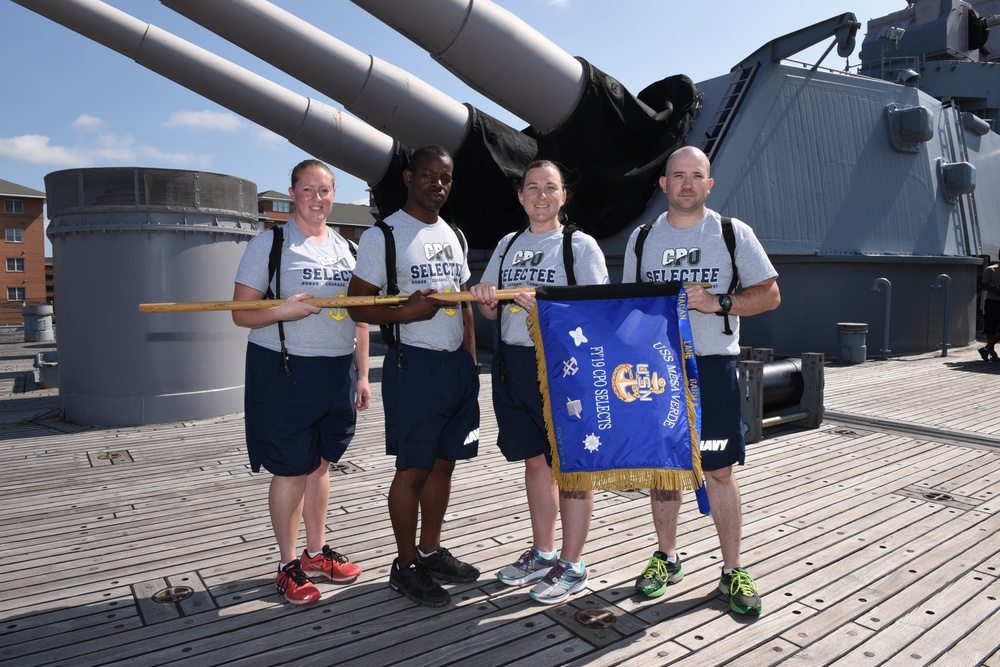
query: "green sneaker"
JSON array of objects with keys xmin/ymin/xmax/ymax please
[
  {"xmin": 719, "ymin": 567, "xmax": 762, "ymax": 615},
  {"xmin": 634, "ymin": 551, "xmax": 683, "ymax": 598}
]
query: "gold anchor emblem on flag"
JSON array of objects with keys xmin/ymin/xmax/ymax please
[{"xmin": 611, "ymin": 363, "xmax": 666, "ymax": 403}]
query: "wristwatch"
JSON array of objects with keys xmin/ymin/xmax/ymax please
[{"xmin": 718, "ymin": 294, "xmax": 733, "ymax": 316}]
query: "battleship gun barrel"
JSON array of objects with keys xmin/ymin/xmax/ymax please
[
  {"xmin": 12, "ymin": 0, "xmax": 396, "ymax": 184},
  {"xmin": 350, "ymin": 0, "xmax": 700, "ymax": 243},
  {"xmin": 350, "ymin": 0, "xmax": 585, "ymax": 133},
  {"xmin": 162, "ymin": 0, "xmax": 472, "ymax": 153}
]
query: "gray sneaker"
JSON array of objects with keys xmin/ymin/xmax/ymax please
[
  {"xmin": 528, "ymin": 559, "xmax": 588, "ymax": 605},
  {"xmin": 497, "ymin": 548, "xmax": 558, "ymax": 586}
]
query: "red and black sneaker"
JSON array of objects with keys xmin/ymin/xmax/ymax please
[
  {"xmin": 275, "ymin": 560, "xmax": 320, "ymax": 605},
  {"xmin": 300, "ymin": 545, "xmax": 362, "ymax": 583}
]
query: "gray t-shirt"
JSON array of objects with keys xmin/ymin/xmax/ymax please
[
  {"xmin": 235, "ymin": 220, "xmax": 359, "ymax": 357},
  {"xmin": 482, "ymin": 226, "xmax": 610, "ymax": 346},
  {"xmin": 622, "ymin": 209, "xmax": 778, "ymax": 356},
  {"xmin": 352, "ymin": 210, "xmax": 471, "ymax": 351}
]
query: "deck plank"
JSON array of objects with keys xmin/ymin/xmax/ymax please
[{"xmin": 1, "ymin": 336, "xmax": 999, "ymax": 666}]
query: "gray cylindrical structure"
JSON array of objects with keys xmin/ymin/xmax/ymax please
[
  {"xmin": 837, "ymin": 323, "xmax": 869, "ymax": 364},
  {"xmin": 45, "ymin": 167, "xmax": 259, "ymax": 426},
  {"xmin": 22, "ymin": 305, "xmax": 54, "ymax": 342}
]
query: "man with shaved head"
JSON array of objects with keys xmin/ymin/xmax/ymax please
[{"xmin": 623, "ymin": 146, "xmax": 780, "ymax": 615}]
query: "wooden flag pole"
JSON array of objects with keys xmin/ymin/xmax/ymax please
[
  {"xmin": 138, "ymin": 288, "xmax": 532, "ymax": 313},
  {"xmin": 138, "ymin": 283, "xmax": 712, "ymax": 314}
]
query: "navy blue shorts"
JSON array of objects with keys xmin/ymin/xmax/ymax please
[
  {"xmin": 696, "ymin": 355, "xmax": 745, "ymax": 471},
  {"xmin": 493, "ymin": 343, "xmax": 550, "ymax": 463},
  {"xmin": 985, "ymin": 299, "xmax": 1000, "ymax": 335},
  {"xmin": 244, "ymin": 342, "xmax": 357, "ymax": 476},
  {"xmin": 383, "ymin": 344, "xmax": 480, "ymax": 470}
]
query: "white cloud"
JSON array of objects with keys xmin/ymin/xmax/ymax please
[
  {"xmin": 72, "ymin": 114, "xmax": 103, "ymax": 130},
  {"xmin": 0, "ymin": 131, "xmax": 210, "ymax": 169},
  {"xmin": 164, "ymin": 110, "xmax": 246, "ymax": 132},
  {"xmin": 548, "ymin": 0, "xmax": 569, "ymax": 6},
  {"xmin": 252, "ymin": 126, "xmax": 286, "ymax": 148},
  {"xmin": 0, "ymin": 134, "xmax": 98, "ymax": 166}
]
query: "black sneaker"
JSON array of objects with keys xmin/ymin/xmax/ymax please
[
  {"xmin": 418, "ymin": 546, "xmax": 480, "ymax": 583},
  {"xmin": 389, "ymin": 559, "xmax": 450, "ymax": 607}
]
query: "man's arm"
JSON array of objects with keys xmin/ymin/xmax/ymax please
[
  {"xmin": 729, "ymin": 278, "xmax": 780, "ymax": 317},
  {"xmin": 345, "ymin": 275, "xmax": 441, "ymax": 325},
  {"xmin": 685, "ymin": 278, "xmax": 780, "ymax": 317}
]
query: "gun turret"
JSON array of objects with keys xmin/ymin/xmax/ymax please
[
  {"xmin": 24, "ymin": 0, "xmax": 699, "ymax": 246},
  {"xmin": 164, "ymin": 0, "xmax": 700, "ymax": 245},
  {"xmin": 159, "ymin": 0, "xmax": 537, "ymax": 247},
  {"xmin": 350, "ymin": 0, "xmax": 701, "ymax": 243}
]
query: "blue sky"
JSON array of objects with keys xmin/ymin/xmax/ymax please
[{"xmin": 2, "ymin": 0, "xmax": 907, "ymax": 216}]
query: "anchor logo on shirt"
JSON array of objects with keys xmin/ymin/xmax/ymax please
[{"xmin": 328, "ymin": 290, "xmax": 349, "ymax": 321}]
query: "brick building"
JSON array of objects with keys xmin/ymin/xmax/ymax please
[{"xmin": 1, "ymin": 178, "xmax": 46, "ymax": 326}]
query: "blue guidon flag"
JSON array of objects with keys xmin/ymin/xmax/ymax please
[{"xmin": 528, "ymin": 282, "xmax": 703, "ymax": 493}]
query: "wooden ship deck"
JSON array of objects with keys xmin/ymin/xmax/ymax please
[{"xmin": 1, "ymin": 331, "xmax": 999, "ymax": 666}]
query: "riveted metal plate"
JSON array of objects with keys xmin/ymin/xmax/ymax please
[
  {"xmin": 576, "ymin": 608, "xmax": 617, "ymax": 628},
  {"xmin": 89, "ymin": 450, "xmax": 134, "ymax": 466},
  {"xmin": 153, "ymin": 586, "xmax": 194, "ymax": 603},
  {"xmin": 329, "ymin": 461, "xmax": 363, "ymax": 474},
  {"xmin": 895, "ymin": 485, "xmax": 981, "ymax": 511},
  {"xmin": 547, "ymin": 595, "xmax": 647, "ymax": 647}
]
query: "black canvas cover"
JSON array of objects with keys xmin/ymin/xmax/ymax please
[
  {"xmin": 528, "ymin": 61, "xmax": 700, "ymax": 240},
  {"xmin": 368, "ymin": 108, "xmax": 536, "ymax": 249},
  {"xmin": 370, "ymin": 64, "xmax": 700, "ymax": 248}
]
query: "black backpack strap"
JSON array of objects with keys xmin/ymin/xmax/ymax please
[
  {"xmin": 265, "ymin": 225, "xmax": 291, "ymax": 376},
  {"xmin": 450, "ymin": 223, "xmax": 468, "ymax": 257},
  {"xmin": 375, "ymin": 220, "xmax": 398, "ymax": 299},
  {"xmin": 264, "ymin": 225, "xmax": 283, "ymax": 299},
  {"xmin": 720, "ymin": 216, "xmax": 738, "ymax": 336},
  {"xmin": 374, "ymin": 220, "xmax": 404, "ymax": 371},
  {"xmin": 494, "ymin": 225, "xmax": 528, "ymax": 385},
  {"xmin": 562, "ymin": 224, "xmax": 578, "ymax": 286},
  {"xmin": 633, "ymin": 218, "xmax": 657, "ymax": 283}
]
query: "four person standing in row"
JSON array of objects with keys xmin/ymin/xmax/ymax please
[{"xmin": 234, "ymin": 145, "xmax": 779, "ymax": 615}]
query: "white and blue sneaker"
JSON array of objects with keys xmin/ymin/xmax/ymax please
[
  {"xmin": 497, "ymin": 547, "xmax": 558, "ymax": 586},
  {"xmin": 528, "ymin": 559, "xmax": 588, "ymax": 605}
]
